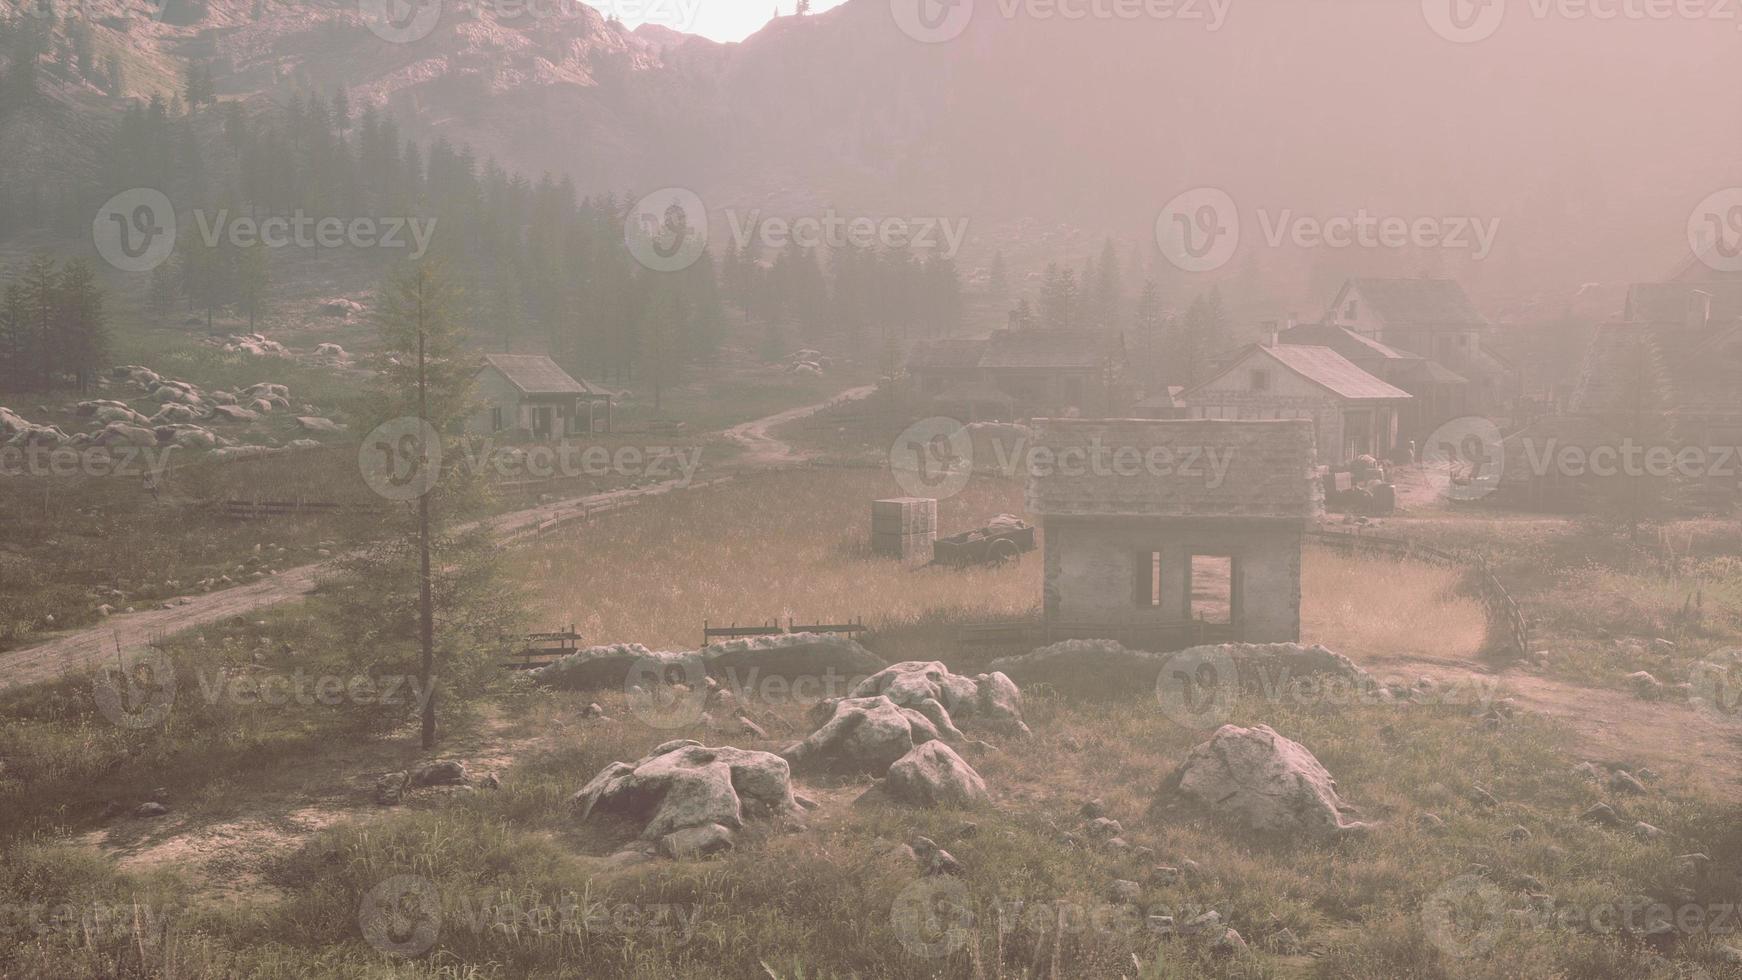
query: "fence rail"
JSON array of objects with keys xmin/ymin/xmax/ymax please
[
  {"xmin": 702, "ymin": 617, "xmax": 870, "ymax": 648},
  {"xmin": 214, "ymin": 497, "xmax": 351, "ymax": 520}
]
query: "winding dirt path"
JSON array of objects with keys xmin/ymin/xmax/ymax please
[
  {"xmin": 0, "ymin": 385, "xmax": 878, "ymax": 693},
  {"xmin": 722, "ymin": 385, "xmax": 877, "ymax": 466}
]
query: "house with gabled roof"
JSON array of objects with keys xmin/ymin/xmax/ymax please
[
  {"xmin": 1323, "ymin": 276, "xmax": 1514, "ymax": 413},
  {"xmin": 904, "ymin": 330, "xmax": 1127, "ymax": 419},
  {"xmin": 1026, "ymin": 418, "xmax": 1322, "ymax": 647},
  {"xmin": 1177, "ymin": 344, "xmax": 1411, "ymax": 466},
  {"xmin": 1278, "ymin": 321, "xmax": 1468, "ymax": 443},
  {"xmin": 468, "ymin": 354, "xmax": 613, "ymax": 439}
]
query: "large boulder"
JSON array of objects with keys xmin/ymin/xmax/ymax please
[
  {"xmin": 573, "ymin": 740, "xmax": 799, "ymax": 844},
  {"xmin": 210, "ymin": 404, "xmax": 261, "ymax": 423},
  {"xmin": 781, "ymin": 695, "xmax": 943, "ymax": 776},
  {"xmin": 0, "ymin": 407, "xmax": 28, "ymax": 435},
  {"xmin": 850, "ymin": 661, "xmax": 1029, "ymax": 736},
  {"xmin": 703, "ymin": 632, "xmax": 886, "ymax": 687},
  {"xmin": 7, "ymin": 424, "xmax": 66, "ymax": 448},
  {"xmin": 157, "ymin": 424, "xmax": 218, "ymax": 449},
  {"xmin": 534, "ymin": 643, "xmax": 702, "ymax": 691},
  {"xmin": 94, "ymin": 422, "xmax": 160, "ymax": 447},
  {"xmin": 991, "ymin": 641, "xmax": 1378, "ymax": 701},
  {"xmin": 1157, "ymin": 724, "xmax": 1372, "ymax": 840},
  {"xmin": 885, "ymin": 741, "xmax": 989, "ymax": 808},
  {"xmin": 149, "ymin": 403, "xmax": 202, "ymax": 425},
  {"xmin": 295, "ymin": 416, "xmax": 345, "ymax": 433}
]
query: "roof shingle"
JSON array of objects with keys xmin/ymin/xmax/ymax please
[
  {"xmin": 482, "ymin": 354, "xmax": 597, "ymax": 396},
  {"xmin": 1025, "ymin": 418, "xmax": 1323, "ymax": 520}
]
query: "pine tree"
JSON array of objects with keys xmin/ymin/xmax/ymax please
[
  {"xmin": 236, "ymin": 240, "xmax": 269, "ymax": 331},
  {"xmin": 987, "ymin": 250, "xmax": 1008, "ymax": 307},
  {"xmin": 1133, "ymin": 278, "xmax": 1163, "ymax": 389},
  {"xmin": 54, "ymin": 259, "xmax": 108, "ymax": 393},
  {"xmin": 345, "ymin": 260, "xmax": 520, "ymax": 748}
]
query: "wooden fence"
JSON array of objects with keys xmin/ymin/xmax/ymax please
[
  {"xmin": 215, "ymin": 497, "xmax": 350, "ymax": 521},
  {"xmin": 702, "ymin": 617, "xmax": 870, "ymax": 649}
]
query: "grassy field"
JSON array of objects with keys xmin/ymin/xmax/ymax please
[{"xmin": 3, "ymin": 468, "xmax": 1736, "ymax": 978}]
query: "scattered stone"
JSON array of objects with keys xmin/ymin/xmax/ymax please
[
  {"xmin": 1610, "ymin": 770, "xmax": 1648, "ymax": 795},
  {"xmin": 573, "ymin": 741, "xmax": 800, "ymax": 842},
  {"xmin": 848, "ymin": 660, "xmax": 1029, "ymax": 736},
  {"xmin": 991, "ymin": 640, "xmax": 1377, "ymax": 703},
  {"xmin": 1211, "ymin": 928, "xmax": 1248, "ymax": 956},
  {"xmin": 411, "ymin": 761, "xmax": 468, "ymax": 787},
  {"xmin": 1107, "ymin": 879, "xmax": 1143, "ymax": 905},
  {"xmin": 1581, "ymin": 802, "xmax": 1623, "ymax": 827},
  {"xmin": 911, "ymin": 836, "xmax": 965, "ymax": 876},
  {"xmin": 581, "ymin": 702, "xmax": 605, "ymax": 718},
  {"xmin": 1469, "ymin": 785, "xmax": 1499, "ymax": 808},
  {"xmin": 702, "ymin": 632, "xmax": 887, "ymax": 684},
  {"xmin": 480, "ymin": 773, "xmax": 501, "ymax": 790},
  {"xmin": 1501, "ymin": 825, "xmax": 1532, "ymax": 842},
  {"xmin": 1158, "ymin": 724, "xmax": 1373, "ymax": 840},
  {"xmin": 884, "ymin": 741, "xmax": 990, "ymax": 808},
  {"xmin": 781, "ymin": 695, "xmax": 944, "ymax": 776},
  {"xmin": 1079, "ymin": 799, "xmax": 1106, "ymax": 819},
  {"xmin": 1184, "ymin": 910, "xmax": 1223, "ymax": 935},
  {"xmin": 1626, "ymin": 671, "xmax": 1662, "ymax": 698},
  {"xmin": 295, "ymin": 416, "xmax": 345, "ymax": 433},
  {"xmin": 658, "ymin": 823, "xmax": 736, "ymax": 859},
  {"xmin": 1633, "ymin": 821, "xmax": 1665, "ymax": 841},
  {"xmin": 1084, "ymin": 816, "xmax": 1124, "ymax": 839},
  {"xmin": 1571, "ymin": 761, "xmax": 1603, "ymax": 781},
  {"xmin": 793, "ymin": 794, "xmax": 820, "ymax": 811},
  {"xmin": 375, "ymin": 772, "xmax": 409, "ymax": 805},
  {"xmin": 536, "ymin": 643, "xmax": 700, "ymax": 691},
  {"xmin": 133, "ymin": 802, "xmax": 169, "ymax": 818},
  {"xmin": 737, "ymin": 716, "xmax": 769, "ymax": 739},
  {"xmin": 1416, "ymin": 812, "xmax": 1446, "ymax": 832},
  {"xmin": 1268, "ymin": 928, "xmax": 1302, "ymax": 955}
]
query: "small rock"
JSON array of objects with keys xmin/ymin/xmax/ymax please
[
  {"xmin": 1148, "ymin": 866, "xmax": 1182, "ymax": 887},
  {"xmin": 1084, "ymin": 816, "xmax": 1124, "ymax": 839},
  {"xmin": 479, "ymin": 773, "xmax": 501, "ymax": 790},
  {"xmin": 1633, "ymin": 821, "xmax": 1664, "ymax": 841},
  {"xmin": 1268, "ymin": 927, "xmax": 1302, "ymax": 955},
  {"xmin": 1470, "ymin": 785, "xmax": 1499, "ymax": 808},
  {"xmin": 1416, "ymin": 812, "xmax": 1446, "ymax": 832},
  {"xmin": 581, "ymin": 703, "xmax": 605, "ymax": 719},
  {"xmin": 1715, "ymin": 944, "xmax": 1742, "ymax": 965},
  {"xmin": 1581, "ymin": 802, "xmax": 1622, "ymax": 827},
  {"xmin": 1610, "ymin": 771, "xmax": 1647, "ymax": 795},
  {"xmin": 793, "ymin": 794, "xmax": 820, "ymax": 810},
  {"xmin": 1079, "ymin": 798, "xmax": 1106, "ymax": 819},
  {"xmin": 1571, "ymin": 761, "xmax": 1603, "ymax": 781},
  {"xmin": 375, "ymin": 772, "xmax": 408, "ymax": 805},
  {"xmin": 1184, "ymin": 910, "xmax": 1223, "ymax": 935},
  {"xmin": 1501, "ymin": 825, "xmax": 1532, "ymax": 842},
  {"xmin": 659, "ymin": 823, "xmax": 735, "ymax": 859},
  {"xmin": 1212, "ymin": 927, "xmax": 1249, "ymax": 956},
  {"xmin": 133, "ymin": 802, "xmax": 169, "ymax": 818},
  {"xmin": 1626, "ymin": 671, "xmax": 1662, "ymax": 698},
  {"xmin": 1107, "ymin": 879, "xmax": 1143, "ymax": 905},
  {"xmin": 410, "ymin": 760, "xmax": 467, "ymax": 787},
  {"xmin": 737, "ymin": 716, "xmax": 769, "ymax": 739}
]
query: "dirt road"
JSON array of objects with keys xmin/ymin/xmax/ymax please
[
  {"xmin": 0, "ymin": 386, "xmax": 878, "ymax": 693},
  {"xmin": 723, "ymin": 385, "xmax": 877, "ymax": 465}
]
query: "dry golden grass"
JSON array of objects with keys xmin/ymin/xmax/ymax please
[
  {"xmin": 519, "ymin": 469, "xmax": 1041, "ymax": 650},
  {"xmin": 518, "ymin": 468, "xmax": 1488, "ymax": 669},
  {"xmin": 1302, "ymin": 552, "xmax": 1488, "ymax": 664}
]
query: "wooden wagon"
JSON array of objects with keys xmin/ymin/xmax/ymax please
[{"xmin": 930, "ymin": 520, "xmax": 1036, "ymax": 569}]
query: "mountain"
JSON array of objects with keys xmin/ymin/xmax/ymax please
[{"xmin": 4, "ymin": 0, "xmax": 1740, "ymax": 307}]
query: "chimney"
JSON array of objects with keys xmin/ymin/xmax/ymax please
[{"xmin": 1260, "ymin": 320, "xmax": 1279, "ymax": 347}]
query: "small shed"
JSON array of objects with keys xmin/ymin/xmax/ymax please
[
  {"xmin": 1026, "ymin": 418, "xmax": 1323, "ymax": 645},
  {"xmin": 469, "ymin": 354, "xmax": 612, "ymax": 439}
]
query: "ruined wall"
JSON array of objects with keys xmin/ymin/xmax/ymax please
[{"xmin": 1041, "ymin": 517, "xmax": 1303, "ymax": 643}]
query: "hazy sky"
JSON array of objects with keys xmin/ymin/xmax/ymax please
[{"xmin": 591, "ymin": 0, "xmax": 850, "ymax": 41}]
